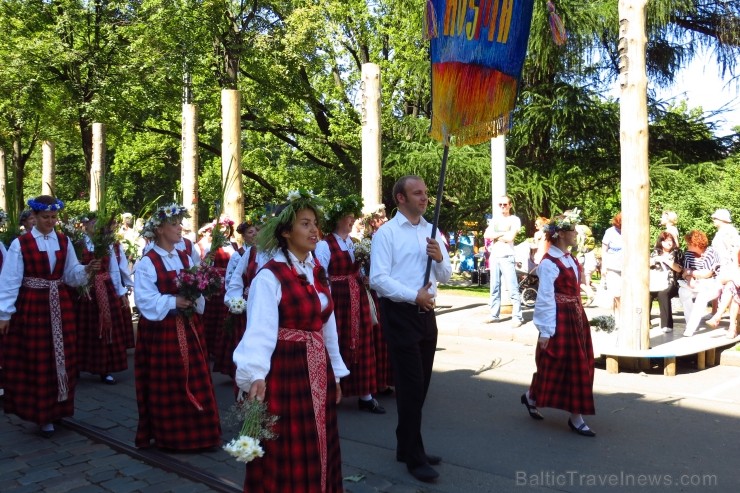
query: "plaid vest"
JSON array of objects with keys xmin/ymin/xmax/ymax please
[
  {"xmin": 264, "ymin": 259, "xmax": 333, "ymax": 332},
  {"xmin": 19, "ymin": 231, "xmax": 68, "ymax": 279},
  {"xmin": 242, "ymin": 246, "xmax": 258, "ymax": 290},
  {"xmin": 544, "ymin": 253, "xmax": 581, "ymax": 297},
  {"xmin": 325, "ymin": 234, "xmax": 359, "ymax": 278},
  {"xmin": 145, "ymin": 249, "xmax": 191, "ymax": 296},
  {"xmin": 81, "ymin": 245, "xmax": 111, "ymax": 274}
]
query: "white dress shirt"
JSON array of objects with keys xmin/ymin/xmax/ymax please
[
  {"xmin": 133, "ymin": 244, "xmax": 205, "ymax": 322},
  {"xmin": 114, "ymin": 243, "xmax": 134, "ymax": 293},
  {"xmin": 369, "ymin": 211, "xmax": 452, "ymax": 303},
  {"xmin": 0, "ymin": 227, "xmax": 89, "ymax": 320},
  {"xmin": 315, "ymin": 233, "xmax": 355, "ymax": 271},
  {"xmin": 233, "ymin": 250, "xmax": 349, "ymax": 391},
  {"xmin": 533, "ymin": 246, "xmax": 580, "ymax": 338}
]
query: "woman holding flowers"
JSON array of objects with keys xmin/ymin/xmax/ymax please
[
  {"xmin": 521, "ymin": 209, "xmax": 596, "ymax": 437},
  {"xmin": 218, "ymin": 219, "xmax": 264, "ymax": 380},
  {"xmin": 203, "ymin": 216, "xmax": 236, "ymax": 360},
  {"xmin": 233, "ymin": 190, "xmax": 349, "ymax": 493},
  {"xmin": 0, "ymin": 195, "xmax": 100, "ymax": 438},
  {"xmin": 75, "ymin": 213, "xmax": 128, "ymax": 385},
  {"xmin": 315, "ymin": 195, "xmax": 385, "ymax": 414},
  {"xmin": 133, "ymin": 204, "xmax": 221, "ymax": 450}
]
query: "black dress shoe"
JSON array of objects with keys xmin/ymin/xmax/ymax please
[
  {"xmin": 520, "ymin": 394, "xmax": 544, "ymax": 420},
  {"xmin": 358, "ymin": 398, "xmax": 386, "ymax": 414},
  {"xmin": 396, "ymin": 453, "xmax": 442, "ymax": 465},
  {"xmin": 568, "ymin": 419, "xmax": 596, "ymax": 437},
  {"xmin": 407, "ymin": 463, "xmax": 439, "ymax": 482},
  {"xmin": 100, "ymin": 374, "xmax": 117, "ymax": 385}
]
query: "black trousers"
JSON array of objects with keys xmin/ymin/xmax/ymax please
[
  {"xmin": 651, "ymin": 283, "xmax": 679, "ymax": 328},
  {"xmin": 379, "ymin": 297, "xmax": 437, "ymax": 469}
]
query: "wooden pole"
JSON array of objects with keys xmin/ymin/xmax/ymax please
[
  {"xmin": 361, "ymin": 63, "xmax": 382, "ymax": 208},
  {"xmin": 90, "ymin": 123, "xmax": 105, "ymax": 212},
  {"xmin": 42, "ymin": 141, "xmax": 55, "ymax": 196},
  {"xmin": 0, "ymin": 147, "xmax": 6, "ymax": 211},
  {"xmin": 182, "ymin": 102, "xmax": 200, "ymax": 232},
  {"xmin": 618, "ymin": 0, "xmax": 650, "ymax": 350},
  {"xmin": 221, "ymin": 89, "xmax": 244, "ymax": 225}
]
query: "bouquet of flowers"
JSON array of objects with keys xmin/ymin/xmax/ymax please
[
  {"xmin": 589, "ymin": 315, "xmax": 616, "ymax": 333},
  {"xmin": 226, "ymin": 296, "xmax": 247, "ymax": 314},
  {"xmin": 59, "ymin": 216, "xmax": 87, "ymax": 259},
  {"xmin": 223, "ymin": 296, "xmax": 247, "ymax": 334},
  {"xmin": 354, "ymin": 237, "xmax": 372, "ymax": 269},
  {"xmin": 223, "ymin": 398, "xmax": 279, "ymax": 463},
  {"xmin": 175, "ymin": 263, "xmax": 224, "ymax": 317}
]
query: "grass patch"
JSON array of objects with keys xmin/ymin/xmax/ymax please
[{"xmin": 438, "ymin": 284, "xmax": 490, "ymax": 298}]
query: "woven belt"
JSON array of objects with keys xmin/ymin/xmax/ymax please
[
  {"xmin": 22, "ymin": 277, "xmax": 68, "ymax": 402},
  {"xmin": 93, "ymin": 272, "xmax": 113, "ymax": 343},
  {"xmin": 278, "ymin": 328, "xmax": 328, "ymax": 492},
  {"xmin": 330, "ymin": 273, "xmax": 361, "ymax": 363}
]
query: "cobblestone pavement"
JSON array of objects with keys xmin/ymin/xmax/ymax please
[{"xmin": 2, "ymin": 290, "xmax": 739, "ymax": 492}]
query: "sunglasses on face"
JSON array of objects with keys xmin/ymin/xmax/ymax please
[{"xmin": 498, "ymin": 203, "xmax": 510, "ymax": 207}]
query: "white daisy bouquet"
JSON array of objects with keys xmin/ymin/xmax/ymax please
[
  {"xmin": 223, "ymin": 399, "xmax": 279, "ymax": 463},
  {"xmin": 354, "ymin": 237, "xmax": 372, "ymax": 268},
  {"xmin": 226, "ymin": 296, "xmax": 247, "ymax": 314}
]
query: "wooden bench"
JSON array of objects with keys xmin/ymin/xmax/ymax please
[{"xmin": 596, "ymin": 330, "xmax": 739, "ymax": 376}]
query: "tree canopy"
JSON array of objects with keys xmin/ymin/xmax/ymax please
[{"xmin": 0, "ymin": 0, "xmax": 738, "ymax": 237}]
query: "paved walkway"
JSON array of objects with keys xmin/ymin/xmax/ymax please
[{"xmin": 2, "ymin": 290, "xmax": 739, "ymax": 492}]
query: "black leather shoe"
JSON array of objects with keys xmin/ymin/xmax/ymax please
[
  {"xmin": 407, "ymin": 463, "xmax": 439, "ymax": 482},
  {"xmin": 100, "ymin": 374, "xmax": 117, "ymax": 385},
  {"xmin": 568, "ymin": 419, "xmax": 596, "ymax": 437},
  {"xmin": 397, "ymin": 453, "xmax": 441, "ymax": 465},
  {"xmin": 520, "ymin": 394, "xmax": 544, "ymax": 420},
  {"xmin": 358, "ymin": 398, "xmax": 386, "ymax": 414}
]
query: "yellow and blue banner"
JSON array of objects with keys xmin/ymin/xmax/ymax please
[{"xmin": 428, "ymin": 0, "xmax": 535, "ymax": 145}]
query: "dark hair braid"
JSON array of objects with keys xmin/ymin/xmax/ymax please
[{"xmin": 310, "ymin": 251, "xmax": 330, "ymax": 287}]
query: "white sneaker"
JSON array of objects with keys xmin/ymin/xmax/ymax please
[
  {"xmin": 683, "ymin": 328, "xmax": 695, "ymax": 337},
  {"xmin": 662, "ymin": 327, "xmax": 673, "ymax": 333},
  {"xmin": 511, "ymin": 319, "xmax": 523, "ymax": 328}
]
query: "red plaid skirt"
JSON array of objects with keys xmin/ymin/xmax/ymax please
[
  {"xmin": 369, "ymin": 289, "xmax": 393, "ymax": 389},
  {"xmin": 530, "ymin": 295, "xmax": 595, "ymax": 415},
  {"xmin": 134, "ymin": 313, "xmax": 221, "ymax": 450},
  {"xmin": 243, "ymin": 335, "xmax": 342, "ymax": 493},
  {"xmin": 202, "ymin": 285, "xmax": 227, "ymax": 358},
  {"xmin": 121, "ymin": 295, "xmax": 136, "ymax": 349},
  {"xmin": 213, "ymin": 312, "xmax": 245, "ymax": 379},
  {"xmin": 3, "ymin": 284, "xmax": 77, "ymax": 424},
  {"xmin": 76, "ymin": 275, "xmax": 128, "ymax": 375},
  {"xmin": 331, "ymin": 276, "xmax": 377, "ymax": 397}
]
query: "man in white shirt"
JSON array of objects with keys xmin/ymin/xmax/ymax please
[
  {"xmin": 370, "ymin": 175, "xmax": 451, "ymax": 483},
  {"xmin": 484, "ymin": 195, "xmax": 523, "ymax": 326}
]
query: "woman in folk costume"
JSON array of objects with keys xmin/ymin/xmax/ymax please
[
  {"xmin": 133, "ymin": 204, "xmax": 221, "ymax": 450},
  {"xmin": 233, "ymin": 190, "xmax": 349, "ymax": 493},
  {"xmin": 0, "ymin": 196, "xmax": 100, "ymax": 438},
  {"xmin": 521, "ymin": 209, "xmax": 596, "ymax": 437},
  {"xmin": 202, "ymin": 216, "xmax": 236, "ymax": 359},
  {"xmin": 217, "ymin": 219, "xmax": 264, "ymax": 379},
  {"xmin": 75, "ymin": 213, "xmax": 128, "ymax": 385},
  {"xmin": 0, "ymin": 208, "xmax": 8, "ymax": 398},
  {"xmin": 112, "ymin": 232, "xmax": 136, "ymax": 349},
  {"xmin": 315, "ymin": 195, "xmax": 385, "ymax": 414},
  {"xmin": 359, "ymin": 204, "xmax": 394, "ymax": 395}
]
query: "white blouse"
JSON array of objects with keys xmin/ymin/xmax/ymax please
[
  {"xmin": 233, "ymin": 250, "xmax": 349, "ymax": 391},
  {"xmin": 133, "ymin": 245, "xmax": 205, "ymax": 322},
  {"xmin": 533, "ymin": 246, "xmax": 580, "ymax": 338},
  {"xmin": 0, "ymin": 228, "xmax": 89, "ymax": 320}
]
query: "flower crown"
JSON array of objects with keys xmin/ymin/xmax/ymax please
[
  {"xmin": 325, "ymin": 194, "xmax": 363, "ymax": 231},
  {"xmin": 27, "ymin": 197, "xmax": 65, "ymax": 212},
  {"xmin": 256, "ymin": 189, "xmax": 326, "ymax": 253},
  {"xmin": 141, "ymin": 203, "xmax": 190, "ymax": 239},
  {"xmin": 541, "ymin": 208, "xmax": 582, "ymax": 239}
]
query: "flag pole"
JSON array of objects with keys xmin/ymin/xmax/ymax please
[{"xmin": 423, "ymin": 142, "xmax": 449, "ymax": 286}]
